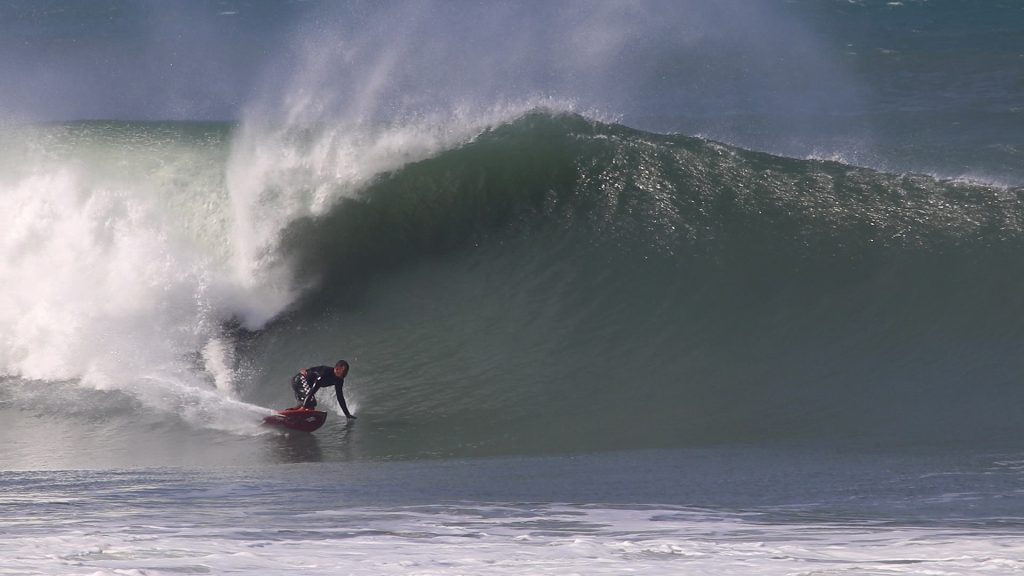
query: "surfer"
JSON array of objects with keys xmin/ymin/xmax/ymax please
[{"xmin": 290, "ymin": 360, "xmax": 356, "ymax": 419}]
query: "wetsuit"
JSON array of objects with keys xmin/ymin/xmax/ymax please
[{"xmin": 291, "ymin": 366, "xmax": 353, "ymax": 417}]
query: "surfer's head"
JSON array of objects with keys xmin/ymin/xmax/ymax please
[{"xmin": 334, "ymin": 360, "xmax": 350, "ymax": 378}]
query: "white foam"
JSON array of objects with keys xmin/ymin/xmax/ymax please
[
  {"xmin": 1, "ymin": 504, "xmax": 1020, "ymax": 575},
  {"xmin": 0, "ymin": 131, "xmax": 271, "ymax": 431}
]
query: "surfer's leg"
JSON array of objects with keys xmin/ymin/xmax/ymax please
[
  {"xmin": 291, "ymin": 375, "xmax": 308, "ymax": 407},
  {"xmin": 291, "ymin": 374, "xmax": 317, "ymax": 409}
]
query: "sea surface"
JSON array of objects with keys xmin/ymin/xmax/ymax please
[{"xmin": 1, "ymin": 1, "xmax": 1023, "ymax": 574}]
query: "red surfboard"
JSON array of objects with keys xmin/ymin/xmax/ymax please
[{"xmin": 263, "ymin": 408, "xmax": 328, "ymax": 432}]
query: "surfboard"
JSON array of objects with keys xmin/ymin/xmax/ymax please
[{"xmin": 263, "ymin": 408, "xmax": 328, "ymax": 432}]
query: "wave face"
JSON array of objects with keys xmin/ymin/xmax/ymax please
[
  {"xmin": 2, "ymin": 113, "xmax": 1024, "ymax": 465},
  {"xmin": 241, "ymin": 112, "xmax": 1024, "ymax": 457}
]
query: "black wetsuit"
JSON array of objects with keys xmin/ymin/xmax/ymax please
[{"xmin": 291, "ymin": 366, "xmax": 353, "ymax": 417}]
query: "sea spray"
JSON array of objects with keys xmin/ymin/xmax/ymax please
[
  {"xmin": 218, "ymin": 0, "xmax": 863, "ymax": 301},
  {"xmin": 0, "ymin": 124, "xmax": 270, "ymax": 430}
]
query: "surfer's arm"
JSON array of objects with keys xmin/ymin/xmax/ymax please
[{"xmin": 336, "ymin": 386, "xmax": 355, "ymax": 419}]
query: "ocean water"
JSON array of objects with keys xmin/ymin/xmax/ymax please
[
  {"xmin": 3, "ymin": 449, "xmax": 1023, "ymax": 575},
  {"xmin": 1, "ymin": 1, "xmax": 1023, "ymax": 574}
]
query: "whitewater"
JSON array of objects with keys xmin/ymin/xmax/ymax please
[{"xmin": 2, "ymin": 1, "xmax": 1023, "ymax": 574}]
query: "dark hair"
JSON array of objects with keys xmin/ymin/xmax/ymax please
[{"xmin": 335, "ymin": 360, "xmax": 349, "ymax": 369}]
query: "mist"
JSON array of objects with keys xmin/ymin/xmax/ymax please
[{"xmin": 0, "ymin": 1, "xmax": 862, "ymax": 141}]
